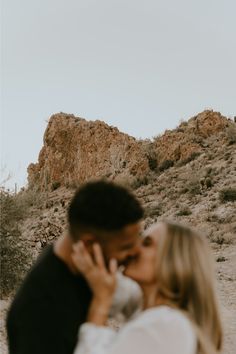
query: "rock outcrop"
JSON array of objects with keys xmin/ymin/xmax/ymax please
[
  {"xmin": 28, "ymin": 110, "xmax": 234, "ymax": 190},
  {"xmin": 153, "ymin": 110, "xmax": 231, "ymax": 166},
  {"xmin": 28, "ymin": 113, "xmax": 150, "ymax": 190}
]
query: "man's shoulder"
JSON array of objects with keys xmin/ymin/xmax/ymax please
[
  {"xmin": 9, "ymin": 245, "xmax": 71, "ymax": 308},
  {"xmin": 20, "ymin": 245, "xmax": 65, "ymax": 287},
  {"xmin": 10, "ymin": 244, "xmax": 91, "ymax": 304},
  {"xmin": 7, "ymin": 245, "xmax": 90, "ymax": 354}
]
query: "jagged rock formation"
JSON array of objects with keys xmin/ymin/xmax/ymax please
[
  {"xmin": 152, "ymin": 110, "xmax": 232, "ymax": 167},
  {"xmin": 28, "ymin": 110, "xmax": 234, "ymax": 191},
  {"xmin": 28, "ymin": 113, "xmax": 150, "ymax": 190}
]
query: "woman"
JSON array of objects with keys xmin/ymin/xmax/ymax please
[{"xmin": 72, "ymin": 221, "xmax": 223, "ymax": 354}]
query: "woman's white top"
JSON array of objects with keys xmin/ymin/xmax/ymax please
[
  {"xmin": 108, "ymin": 272, "xmax": 142, "ymax": 322},
  {"xmin": 74, "ymin": 306, "xmax": 197, "ymax": 354}
]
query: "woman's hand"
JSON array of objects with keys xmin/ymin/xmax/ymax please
[
  {"xmin": 72, "ymin": 241, "xmax": 117, "ymax": 299},
  {"xmin": 72, "ymin": 241, "xmax": 118, "ymax": 325}
]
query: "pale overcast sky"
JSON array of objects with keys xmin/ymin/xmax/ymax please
[{"xmin": 1, "ymin": 0, "xmax": 236, "ymax": 189}]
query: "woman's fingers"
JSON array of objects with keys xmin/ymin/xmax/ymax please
[
  {"xmin": 72, "ymin": 241, "xmax": 94, "ymax": 272},
  {"xmin": 93, "ymin": 243, "xmax": 106, "ymax": 269},
  {"xmin": 72, "ymin": 242, "xmax": 117, "ymax": 279},
  {"xmin": 109, "ymin": 258, "xmax": 118, "ymax": 275}
]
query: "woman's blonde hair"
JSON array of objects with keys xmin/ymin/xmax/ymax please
[{"xmin": 154, "ymin": 221, "xmax": 223, "ymax": 354}]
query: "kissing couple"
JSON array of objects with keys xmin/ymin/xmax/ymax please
[{"xmin": 7, "ymin": 180, "xmax": 223, "ymax": 354}]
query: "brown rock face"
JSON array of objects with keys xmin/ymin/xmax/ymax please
[
  {"xmin": 28, "ymin": 110, "xmax": 233, "ymax": 190},
  {"xmin": 153, "ymin": 110, "xmax": 230, "ymax": 166},
  {"xmin": 28, "ymin": 113, "xmax": 150, "ymax": 190}
]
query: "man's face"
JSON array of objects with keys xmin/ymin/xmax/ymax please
[{"xmin": 100, "ymin": 222, "xmax": 143, "ymax": 267}]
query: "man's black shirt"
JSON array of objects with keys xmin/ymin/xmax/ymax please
[{"xmin": 7, "ymin": 244, "xmax": 92, "ymax": 354}]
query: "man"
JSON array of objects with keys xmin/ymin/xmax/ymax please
[{"xmin": 7, "ymin": 180, "xmax": 144, "ymax": 354}]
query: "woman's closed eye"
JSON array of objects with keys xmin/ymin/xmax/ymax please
[{"xmin": 142, "ymin": 235, "xmax": 153, "ymax": 247}]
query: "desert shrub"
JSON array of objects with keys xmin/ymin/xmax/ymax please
[
  {"xmin": 224, "ymin": 152, "xmax": 231, "ymax": 161},
  {"xmin": 219, "ymin": 188, "xmax": 236, "ymax": 202},
  {"xmin": 148, "ymin": 157, "xmax": 158, "ymax": 171},
  {"xmin": 176, "ymin": 206, "xmax": 192, "ymax": 216},
  {"xmin": 159, "ymin": 159, "xmax": 174, "ymax": 172},
  {"xmin": 205, "ymin": 213, "xmax": 224, "ymax": 223},
  {"xmin": 131, "ymin": 176, "xmax": 149, "ymax": 189},
  {"xmin": 209, "ymin": 232, "xmax": 233, "ymax": 245},
  {"xmin": 142, "ymin": 141, "xmax": 158, "ymax": 171},
  {"xmin": 216, "ymin": 256, "xmax": 226, "ymax": 262},
  {"xmin": 51, "ymin": 181, "xmax": 61, "ymax": 191},
  {"xmin": 200, "ymin": 176, "xmax": 213, "ymax": 189},
  {"xmin": 204, "ymin": 166, "xmax": 213, "ymax": 176},
  {"xmin": 65, "ymin": 180, "xmax": 80, "ymax": 190},
  {"xmin": 205, "ymin": 213, "xmax": 213, "ymax": 222},
  {"xmin": 205, "ymin": 177, "xmax": 213, "ymax": 188},
  {"xmin": 180, "ymin": 187, "xmax": 188, "ymax": 194},
  {"xmin": 207, "ymin": 153, "xmax": 213, "ymax": 160},
  {"xmin": 177, "ymin": 152, "xmax": 201, "ymax": 166},
  {"xmin": 145, "ymin": 203, "xmax": 163, "ymax": 218},
  {"xmin": 0, "ymin": 231, "xmax": 31, "ymax": 298},
  {"xmin": 0, "ymin": 189, "xmax": 33, "ymax": 297},
  {"xmin": 186, "ymin": 176, "xmax": 201, "ymax": 195},
  {"xmin": 226, "ymin": 124, "xmax": 236, "ymax": 144},
  {"xmin": 18, "ymin": 187, "xmax": 45, "ymax": 208}
]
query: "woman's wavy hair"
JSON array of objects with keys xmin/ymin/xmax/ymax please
[{"xmin": 155, "ymin": 221, "xmax": 223, "ymax": 354}]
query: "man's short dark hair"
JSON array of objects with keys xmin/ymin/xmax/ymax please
[{"xmin": 68, "ymin": 180, "xmax": 143, "ymax": 239}]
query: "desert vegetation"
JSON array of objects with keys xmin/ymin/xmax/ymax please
[{"xmin": 0, "ymin": 187, "xmax": 45, "ymax": 297}]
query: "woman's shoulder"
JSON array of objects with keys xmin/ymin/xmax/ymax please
[{"xmin": 132, "ymin": 305, "xmax": 192, "ymax": 326}]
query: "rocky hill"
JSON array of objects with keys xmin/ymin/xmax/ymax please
[
  {"xmin": 1, "ymin": 110, "xmax": 236, "ymax": 354},
  {"xmin": 27, "ymin": 113, "xmax": 150, "ymax": 190},
  {"xmin": 153, "ymin": 110, "xmax": 232, "ymax": 166},
  {"xmin": 27, "ymin": 110, "xmax": 234, "ymax": 190}
]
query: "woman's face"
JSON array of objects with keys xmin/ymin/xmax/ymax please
[{"xmin": 124, "ymin": 223, "xmax": 165, "ymax": 286}]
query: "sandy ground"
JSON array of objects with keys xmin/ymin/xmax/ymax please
[
  {"xmin": 1, "ymin": 244, "xmax": 236, "ymax": 354},
  {"xmin": 215, "ymin": 244, "xmax": 236, "ymax": 353},
  {"xmin": 0, "ymin": 299, "xmax": 9, "ymax": 354}
]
